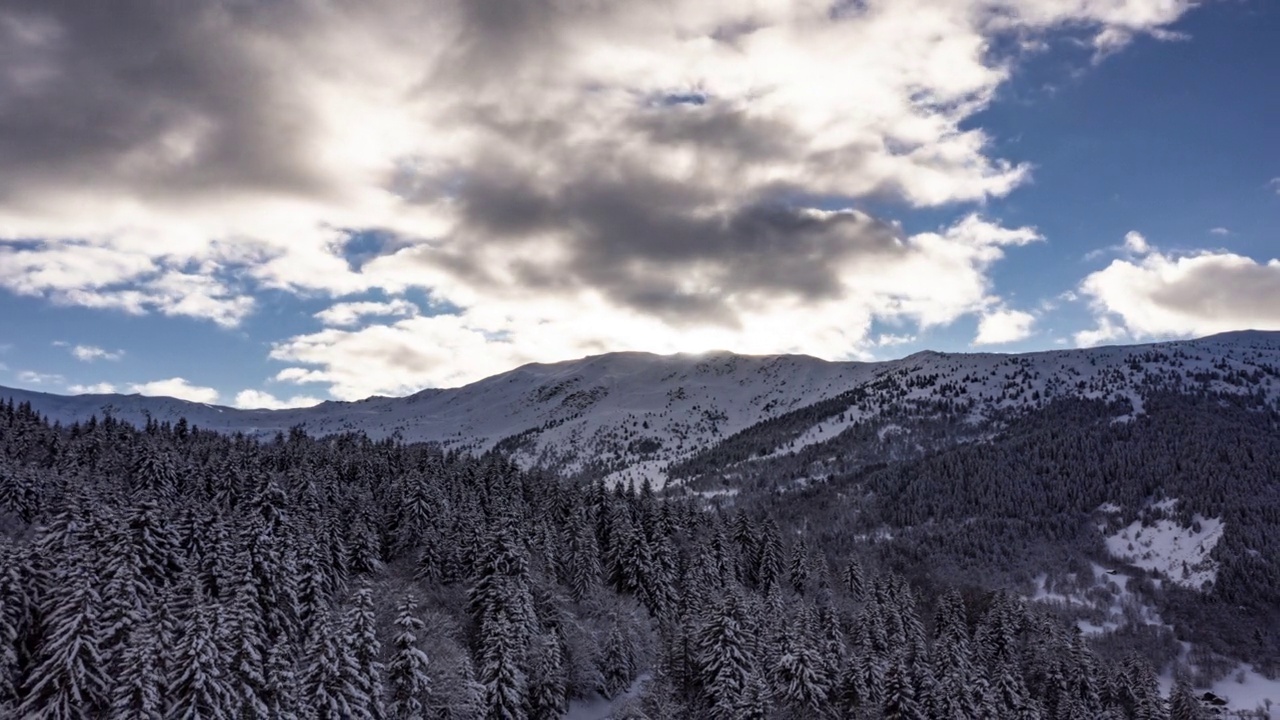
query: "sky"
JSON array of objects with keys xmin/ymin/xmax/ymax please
[{"xmin": 0, "ymin": 0, "xmax": 1277, "ymax": 407}]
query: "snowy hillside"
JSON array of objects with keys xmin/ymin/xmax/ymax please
[{"xmin": 3, "ymin": 331, "xmax": 1280, "ymax": 486}]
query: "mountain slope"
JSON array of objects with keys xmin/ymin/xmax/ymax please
[{"xmin": 4, "ymin": 331, "xmax": 1279, "ymax": 486}]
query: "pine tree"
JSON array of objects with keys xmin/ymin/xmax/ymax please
[
  {"xmin": 108, "ymin": 622, "xmax": 165, "ymax": 720},
  {"xmin": 789, "ymin": 538, "xmax": 811, "ymax": 596},
  {"xmin": 19, "ymin": 561, "xmax": 109, "ymax": 719},
  {"xmin": 883, "ymin": 654, "xmax": 922, "ymax": 720},
  {"xmin": 0, "ymin": 540, "xmax": 31, "ymax": 714},
  {"xmin": 169, "ymin": 597, "xmax": 234, "ymax": 720},
  {"xmin": 601, "ymin": 614, "xmax": 636, "ymax": 697},
  {"xmin": 478, "ymin": 611, "xmax": 527, "ymax": 720},
  {"xmin": 931, "ymin": 589, "xmax": 976, "ymax": 719},
  {"xmin": 1167, "ymin": 679, "xmax": 1204, "ymax": 720},
  {"xmin": 842, "ymin": 558, "xmax": 866, "ymax": 599},
  {"xmin": 560, "ymin": 506, "xmax": 601, "ymax": 602},
  {"xmin": 735, "ymin": 671, "xmax": 772, "ymax": 720},
  {"xmin": 696, "ymin": 595, "xmax": 753, "ymax": 720},
  {"xmin": 756, "ymin": 519, "xmax": 784, "ymax": 591},
  {"xmin": 388, "ymin": 597, "xmax": 432, "ymax": 720},
  {"xmin": 771, "ymin": 626, "xmax": 830, "ymax": 717},
  {"xmin": 348, "ymin": 585, "xmax": 385, "ymax": 720},
  {"xmin": 304, "ymin": 608, "xmax": 363, "ymax": 720},
  {"xmin": 226, "ymin": 575, "xmax": 270, "ymax": 719},
  {"xmin": 525, "ymin": 633, "xmax": 566, "ymax": 720}
]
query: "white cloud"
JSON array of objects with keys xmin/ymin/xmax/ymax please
[
  {"xmin": 127, "ymin": 378, "xmax": 220, "ymax": 404},
  {"xmin": 1123, "ymin": 231, "xmax": 1150, "ymax": 255},
  {"xmin": 874, "ymin": 333, "xmax": 916, "ymax": 347},
  {"xmin": 67, "ymin": 382, "xmax": 118, "ymax": 394},
  {"xmin": 17, "ymin": 370, "xmax": 64, "ymax": 385},
  {"xmin": 0, "ymin": 0, "xmax": 1202, "ymax": 394},
  {"xmin": 233, "ymin": 389, "xmax": 323, "ymax": 410},
  {"xmin": 974, "ymin": 308, "xmax": 1036, "ymax": 345},
  {"xmin": 1209, "ymin": 227, "xmax": 1230, "ymax": 236},
  {"xmin": 69, "ymin": 344, "xmax": 123, "ymax": 362},
  {"xmin": 1077, "ymin": 245, "xmax": 1280, "ymax": 343},
  {"xmin": 314, "ymin": 299, "xmax": 419, "ymax": 327},
  {"xmin": 273, "ymin": 214, "xmax": 1041, "ymax": 398},
  {"xmin": 1074, "ymin": 316, "xmax": 1127, "ymax": 348},
  {"xmin": 1270, "ymin": 178, "xmax": 1280, "ymax": 195}
]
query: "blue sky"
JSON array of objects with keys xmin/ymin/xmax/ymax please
[{"xmin": 0, "ymin": 0, "xmax": 1277, "ymax": 406}]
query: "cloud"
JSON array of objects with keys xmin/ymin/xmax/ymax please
[
  {"xmin": 67, "ymin": 382, "xmax": 118, "ymax": 394},
  {"xmin": 314, "ymin": 299, "xmax": 419, "ymax": 328},
  {"xmin": 1209, "ymin": 227, "xmax": 1230, "ymax": 236},
  {"xmin": 127, "ymin": 377, "xmax": 219, "ymax": 404},
  {"xmin": 1270, "ymin": 178, "xmax": 1280, "ymax": 195},
  {"xmin": 1123, "ymin": 231, "xmax": 1150, "ymax": 255},
  {"xmin": 68, "ymin": 344, "xmax": 124, "ymax": 362},
  {"xmin": 273, "ymin": 214, "xmax": 1041, "ymax": 397},
  {"xmin": 0, "ymin": 0, "xmax": 1201, "ymax": 392},
  {"xmin": 974, "ymin": 308, "xmax": 1036, "ymax": 345},
  {"xmin": 232, "ymin": 389, "xmax": 323, "ymax": 410},
  {"xmin": 17, "ymin": 370, "xmax": 64, "ymax": 385},
  {"xmin": 1077, "ymin": 244, "xmax": 1280, "ymax": 343}
]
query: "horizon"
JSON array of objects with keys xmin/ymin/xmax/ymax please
[
  {"xmin": 3, "ymin": 327, "xmax": 1274, "ymax": 406},
  {"xmin": 0, "ymin": 1, "xmax": 1277, "ymax": 408}
]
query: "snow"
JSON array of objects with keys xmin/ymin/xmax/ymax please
[
  {"xmin": 1204, "ymin": 664, "xmax": 1280, "ymax": 717},
  {"xmin": 6, "ymin": 330, "xmax": 1280, "ymax": 488},
  {"xmin": 1028, "ymin": 563, "xmax": 1167, "ymax": 637},
  {"xmin": 1105, "ymin": 504, "xmax": 1223, "ymax": 590},
  {"xmin": 563, "ymin": 674, "xmax": 650, "ymax": 720}
]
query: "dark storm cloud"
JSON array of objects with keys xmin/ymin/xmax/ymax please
[
  {"xmin": 443, "ymin": 158, "xmax": 905, "ymax": 325},
  {"xmin": 0, "ymin": 1, "xmax": 327, "ymax": 202}
]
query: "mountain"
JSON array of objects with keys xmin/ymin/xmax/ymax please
[{"xmin": 4, "ymin": 331, "xmax": 1280, "ymax": 488}]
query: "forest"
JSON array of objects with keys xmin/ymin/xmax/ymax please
[{"xmin": 0, "ymin": 397, "xmax": 1270, "ymax": 718}]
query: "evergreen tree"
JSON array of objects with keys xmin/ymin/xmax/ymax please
[
  {"xmin": 771, "ymin": 626, "xmax": 830, "ymax": 717},
  {"xmin": 756, "ymin": 519, "xmax": 784, "ymax": 591},
  {"xmin": 348, "ymin": 585, "xmax": 386, "ymax": 720},
  {"xmin": 525, "ymin": 633, "xmax": 566, "ymax": 720},
  {"xmin": 19, "ymin": 562, "xmax": 109, "ymax": 719},
  {"xmin": 388, "ymin": 597, "xmax": 432, "ymax": 720},
  {"xmin": 304, "ymin": 609, "xmax": 364, "ymax": 720},
  {"xmin": 1167, "ymin": 679, "xmax": 1204, "ymax": 720},
  {"xmin": 789, "ymin": 538, "xmax": 811, "ymax": 596},
  {"xmin": 109, "ymin": 622, "xmax": 165, "ymax": 720},
  {"xmin": 169, "ymin": 597, "xmax": 234, "ymax": 720},
  {"xmin": 696, "ymin": 595, "xmax": 753, "ymax": 720},
  {"xmin": 601, "ymin": 613, "xmax": 636, "ymax": 698}
]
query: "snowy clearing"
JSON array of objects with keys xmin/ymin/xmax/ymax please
[{"xmin": 1105, "ymin": 508, "xmax": 1223, "ymax": 590}]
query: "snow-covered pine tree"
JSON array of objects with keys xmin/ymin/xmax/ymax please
[
  {"xmin": 930, "ymin": 589, "xmax": 977, "ymax": 719},
  {"xmin": 788, "ymin": 538, "xmax": 811, "ymax": 596},
  {"xmin": 169, "ymin": 595, "xmax": 234, "ymax": 720},
  {"xmin": 108, "ymin": 622, "xmax": 165, "ymax": 720},
  {"xmin": 19, "ymin": 561, "xmax": 109, "ymax": 719},
  {"xmin": 601, "ymin": 613, "xmax": 636, "ymax": 697},
  {"xmin": 560, "ymin": 505, "xmax": 600, "ymax": 602},
  {"xmin": 0, "ymin": 540, "xmax": 30, "ymax": 714},
  {"xmin": 347, "ymin": 584, "xmax": 385, "ymax": 720},
  {"xmin": 770, "ymin": 621, "xmax": 830, "ymax": 717},
  {"xmin": 883, "ymin": 653, "xmax": 923, "ymax": 720},
  {"xmin": 756, "ymin": 518, "xmax": 784, "ymax": 591},
  {"xmin": 225, "ymin": 573, "xmax": 270, "ymax": 719},
  {"xmin": 842, "ymin": 558, "xmax": 866, "ymax": 600},
  {"xmin": 304, "ymin": 608, "xmax": 364, "ymax": 720},
  {"xmin": 1167, "ymin": 679, "xmax": 1204, "ymax": 720},
  {"xmin": 388, "ymin": 596, "xmax": 432, "ymax": 720},
  {"xmin": 735, "ymin": 671, "xmax": 772, "ymax": 720},
  {"xmin": 695, "ymin": 594, "xmax": 753, "ymax": 720},
  {"xmin": 524, "ymin": 633, "xmax": 566, "ymax": 720}
]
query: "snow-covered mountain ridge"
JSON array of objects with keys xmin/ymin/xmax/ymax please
[{"xmin": 3, "ymin": 331, "xmax": 1279, "ymax": 486}]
